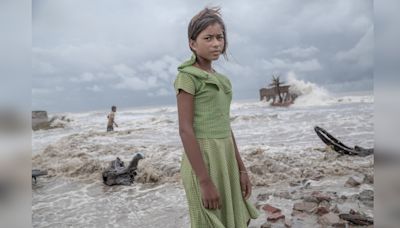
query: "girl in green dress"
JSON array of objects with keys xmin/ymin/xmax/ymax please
[{"xmin": 174, "ymin": 7, "xmax": 259, "ymax": 228}]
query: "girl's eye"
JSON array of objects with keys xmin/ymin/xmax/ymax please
[
  {"xmin": 217, "ymin": 36, "xmax": 224, "ymax": 41},
  {"xmin": 205, "ymin": 37, "xmax": 211, "ymax": 41}
]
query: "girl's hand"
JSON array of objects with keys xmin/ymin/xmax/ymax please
[
  {"xmin": 240, "ymin": 172, "xmax": 252, "ymax": 199},
  {"xmin": 199, "ymin": 179, "xmax": 221, "ymax": 210}
]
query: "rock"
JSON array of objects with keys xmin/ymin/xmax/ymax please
[
  {"xmin": 363, "ymin": 174, "xmax": 374, "ymax": 184},
  {"xmin": 337, "ymin": 195, "xmax": 347, "ymax": 204},
  {"xmin": 318, "ymin": 212, "xmax": 341, "ymax": 226},
  {"xmin": 339, "ymin": 213, "xmax": 373, "ymax": 225},
  {"xmin": 32, "ymin": 111, "xmax": 49, "ymax": 130},
  {"xmin": 311, "ymin": 191, "xmax": 332, "ymax": 202},
  {"xmin": 284, "ymin": 219, "xmax": 292, "ymax": 227},
  {"xmin": 249, "ymin": 165, "xmax": 264, "ymax": 175},
  {"xmin": 358, "ymin": 189, "xmax": 374, "ymax": 207},
  {"xmin": 32, "ymin": 110, "xmax": 47, "ymax": 120},
  {"xmin": 291, "ymin": 210, "xmax": 309, "ymax": 219},
  {"xmin": 349, "ymin": 209, "xmax": 358, "ymax": 215},
  {"xmin": 293, "ymin": 202, "xmax": 318, "ymax": 213},
  {"xmin": 273, "ymin": 191, "xmax": 291, "ymax": 199},
  {"xmin": 260, "ymin": 222, "xmax": 272, "ymax": 228},
  {"xmin": 262, "ymin": 204, "xmax": 281, "ymax": 214},
  {"xmin": 32, "ymin": 111, "xmax": 69, "ymax": 131},
  {"xmin": 314, "ymin": 206, "xmax": 330, "ymax": 216},
  {"xmin": 257, "ymin": 193, "xmax": 271, "ymax": 201},
  {"xmin": 351, "ymin": 190, "xmax": 374, "ymax": 208},
  {"xmin": 102, "ymin": 153, "xmax": 144, "ymax": 186},
  {"xmin": 267, "ymin": 212, "xmax": 285, "ymax": 221},
  {"xmin": 330, "ymin": 204, "xmax": 340, "ymax": 213},
  {"xmin": 291, "ymin": 210, "xmax": 302, "ymax": 216},
  {"xmin": 302, "ymin": 195, "xmax": 318, "ymax": 203},
  {"xmin": 344, "ymin": 176, "xmax": 362, "ymax": 187},
  {"xmin": 319, "ymin": 200, "xmax": 331, "ymax": 208}
]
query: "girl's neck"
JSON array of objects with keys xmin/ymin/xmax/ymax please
[{"xmin": 194, "ymin": 56, "xmax": 214, "ymax": 73}]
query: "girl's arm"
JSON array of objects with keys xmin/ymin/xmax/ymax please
[
  {"xmin": 231, "ymin": 130, "xmax": 252, "ymax": 199},
  {"xmin": 177, "ymin": 90, "xmax": 220, "ymax": 209}
]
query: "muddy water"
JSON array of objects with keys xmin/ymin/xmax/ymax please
[{"xmin": 32, "ymin": 94, "xmax": 373, "ymax": 227}]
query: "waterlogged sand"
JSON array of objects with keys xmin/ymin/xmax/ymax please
[{"xmin": 32, "ymin": 92, "xmax": 373, "ymax": 227}]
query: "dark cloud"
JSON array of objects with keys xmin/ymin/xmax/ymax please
[{"xmin": 32, "ymin": 0, "xmax": 373, "ymax": 112}]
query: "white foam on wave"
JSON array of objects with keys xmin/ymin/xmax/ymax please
[
  {"xmin": 32, "ymin": 97, "xmax": 374, "ymax": 227},
  {"xmin": 230, "ymin": 100, "xmax": 269, "ymax": 110},
  {"xmin": 336, "ymin": 95, "xmax": 374, "ymax": 104},
  {"xmin": 287, "ymin": 72, "xmax": 333, "ymax": 107},
  {"xmin": 32, "ymin": 94, "xmax": 374, "ymax": 181},
  {"xmin": 286, "ymin": 72, "xmax": 374, "ymax": 107}
]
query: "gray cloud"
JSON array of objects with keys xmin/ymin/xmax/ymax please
[
  {"xmin": 278, "ymin": 46, "xmax": 319, "ymax": 58},
  {"xmin": 335, "ymin": 26, "xmax": 373, "ymax": 69},
  {"xmin": 260, "ymin": 58, "xmax": 323, "ymax": 72},
  {"xmin": 32, "ymin": 0, "xmax": 373, "ymax": 112}
]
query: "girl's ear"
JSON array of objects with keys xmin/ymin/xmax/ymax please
[{"xmin": 189, "ymin": 39, "xmax": 197, "ymax": 52}]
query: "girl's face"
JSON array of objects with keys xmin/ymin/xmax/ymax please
[{"xmin": 190, "ymin": 23, "xmax": 225, "ymax": 62}]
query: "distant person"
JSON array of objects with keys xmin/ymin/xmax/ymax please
[
  {"xmin": 174, "ymin": 7, "xmax": 259, "ymax": 227},
  {"xmin": 107, "ymin": 106, "xmax": 118, "ymax": 132}
]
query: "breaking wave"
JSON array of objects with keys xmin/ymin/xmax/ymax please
[{"xmin": 287, "ymin": 72, "xmax": 333, "ymax": 107}]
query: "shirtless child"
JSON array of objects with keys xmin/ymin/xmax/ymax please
[{"xmin": 107, "ymin": 106, "xmax": 118, "ymax": 132}]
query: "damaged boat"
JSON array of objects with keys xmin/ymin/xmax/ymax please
[{"xmin": 314, "ymin": 126, "xmax": 373, "ymax": 156}]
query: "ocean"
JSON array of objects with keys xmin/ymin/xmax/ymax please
[{"xmin": 32, "ymin": 81, "xmax": 373, "ymax": 227}]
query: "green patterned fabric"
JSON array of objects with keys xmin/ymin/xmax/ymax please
[
  {"xmin": 174, "ymin": 55, "xmax": 232, "ymax": 139},
  {"xmin": 175, "ymin": 56, "xmax": 260, "ymax": 227}
]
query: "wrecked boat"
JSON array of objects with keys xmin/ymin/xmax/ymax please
[{"xmin": 314, "ymin": 126, "xmax": 373, "ymax": 156}]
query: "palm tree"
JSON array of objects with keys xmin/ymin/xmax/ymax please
[{"xmin": 269, "ymin": 73, "xmax": 284, "ymax": 103}]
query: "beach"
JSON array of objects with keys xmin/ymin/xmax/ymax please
[{"xmin": 32, "ymin": 89, "xmax": 373, "ymax": 227}]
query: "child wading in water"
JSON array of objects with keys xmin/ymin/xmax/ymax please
[
  {"xmin": 106, "ymin": 105, "xmax": 118, "ymax": 132},
  {"xmin": 174, "ymin": 7, "xmax": 259, "ymax": 228}
]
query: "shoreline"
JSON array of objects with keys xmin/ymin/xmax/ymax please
[
  {"xmin": 32, "ymin": 99, "xmax": 373, "ymax": 227},
  {"xmin": 33, "ymin": 145, "xmax": 373, "ymax": 227}
]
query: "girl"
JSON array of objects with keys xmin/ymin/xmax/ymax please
[{"xmin": 174, "ymin": 7, "xmax": 259, "ymax": 228}]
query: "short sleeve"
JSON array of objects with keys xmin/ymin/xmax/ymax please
[{"xmin": 174, "ymin": 73, "xmax": 196, "ymax": 95}]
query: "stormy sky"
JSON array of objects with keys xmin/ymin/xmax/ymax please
[{"xmin": 32, "ymin": 0, "xmax": 373, "ymax": 112}]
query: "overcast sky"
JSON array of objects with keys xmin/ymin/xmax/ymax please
[{"xmin": 32, "ymin": 0, "xmax": 373, "ymax": 112}]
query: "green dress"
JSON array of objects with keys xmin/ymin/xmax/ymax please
[{"xmin": 174, "ymin": 55, "xmax": 260, "ymax": 228}]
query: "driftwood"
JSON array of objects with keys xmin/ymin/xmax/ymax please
[
  {"xmin": 314, "ymin": 126, "xmax": 373, "ymax": 156},
  {"xmin": 339, "ymin": 213, "xmax": 374, "ymax": 225},
  {"xmin": 102, "ymin": 153, "xmax": 144, "ymax": 186},
  {"xmin": 32, "ymin": 169, "xmax": 48, "ymax": 183}
]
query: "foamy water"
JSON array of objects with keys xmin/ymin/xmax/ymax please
[{"xmin": 32, "ymin": 88, "xmax": 373, "ymax": 227}]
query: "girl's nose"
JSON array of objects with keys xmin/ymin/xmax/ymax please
[{"xmin": 212, "ymin": 38, "xmax": 222, "ymax": 48}]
